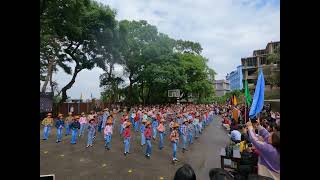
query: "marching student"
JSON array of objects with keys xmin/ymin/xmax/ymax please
[
  {"xmin": 123, "ymin": 122, "xmax": 132, "ymax": 156},
  {"xmin": 42, "ymin": 113, "xmax": 53, "ymax": 140},
  {"xmin": 140, "ymin": 119, "xmax": 147, "ymax": 146},
  {"xmin": 193, "ymin": 114, "xmax": 200, "ymax": 138},
  {"xmin": 198, "ymin": 113, "xmax": 203, "ymax": 134},
  {"xmin": 144, "ymin": 121, "xmax": 152, "ymax": 158},
  {"xmin": 134, "ymin": 111, "xmax": 140, "ymax": 132},
  {"xmin": 157, "ymin": 119, "xmax": 166, "ymax": 150},
  {"xmin": 97, "ymin": 111, "xmax": 103, "ymax": 133},
  {"xmin": 170, "ymin": 122, "xmax": 180, "ymax": 162},
  {"xmin": 64, "ymin": 112, "xmax": 73, "ymax": 136},
  {"xmin": 181, "ymin": 119, "xmax": 189, "ymax": 153},
  {"xmin": 55, "ymin": 114, "xmax": 64, "ymax": 143},
  {"xmin": 120, "ymin": 114, "xmax": 126, "ymax": 136},
  {"xmin": 169, "ymin": 119, "xmax": 174, "ymax": 134},
  {"xmin": 86, "ymin": 119, "xmax": 96, "ymax": 148},
  {"xmin": 152, "ymin": 116, "xmax": 158, "ymax": 140},
  {"xmin": 87, "ymin": 110, "xmax": 95, "ymax": 121},
  {"xmin": 101, "ymin": 108, "xmax": 109, "ymax": 132},
  {"xmin": 79, "ymin": 112, "xmax": 87, "ymax": 137},
  {"xmin": 188, "ymin": 119, "xmax": 194, "ymax": 145},
  {"xmin": 70, "ymin": 116, "xmax": 81, "ymax": 144},
  {"xmin": 104, "ymin": 119, "xmax": 113, "ymax": 150}
]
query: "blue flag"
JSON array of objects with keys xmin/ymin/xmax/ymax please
[{"xmin": 249, "ymin": 69, "xmax": 265, "ymax": 118}]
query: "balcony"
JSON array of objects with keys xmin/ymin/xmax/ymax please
[
  {"xmin": 247, "ymin": 75, "xmax": 257, "ymax": 80},
  {"xmin": 242, "ymin": 66, "xmax": 256, "ymax": 70}
]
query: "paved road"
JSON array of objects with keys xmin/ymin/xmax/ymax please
[{"xmin": 40, "ymin": 115, "xmax": 229, "ymax": 180}]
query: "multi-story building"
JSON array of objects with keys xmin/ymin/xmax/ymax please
[
  {"xmin": 226, "ymin": 65, "xmax": 243, "ymax": 91},
  {"xmin": 241, "ymin": 41, "xmax": 280, "ymax": 87},
  {"xmin": 214, "ymin": 80, "xmax": 230, "ymax": 97}
]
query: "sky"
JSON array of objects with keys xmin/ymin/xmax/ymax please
[{"xmin": 52, "ymin": 0, "xmax": 280, "ymax": 99}]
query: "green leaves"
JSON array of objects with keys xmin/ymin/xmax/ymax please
[{"xmin": 41, "ymin": 2, "xmax": 216, "ymax": 104}]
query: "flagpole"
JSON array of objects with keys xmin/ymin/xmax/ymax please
[
  {"xmin": 245, "ymin": 95, "xmax": 247, "ymax": 124},
  {"xmin": 245, "ymin": 72, "xmax": 248, "ymax": 123}
]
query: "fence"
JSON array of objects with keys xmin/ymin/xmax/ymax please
[{"xmin": 55, "ymin": 102, "xmax": 96, "ymax": 116}]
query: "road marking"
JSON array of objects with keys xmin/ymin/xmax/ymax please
[
  {"xmin": 128, "ymin": 169, "xmax": 132, "ymax": 173},
  {"xmin": 60, "ymin": 154, "xmax": 64, "ymax": 157},
  {"xmin": 102, "ymin": 164, "xmax": 107, "ymax": 167},
  {"xmin": 43, "ymin": 151, "xmax": 48, "ymax": 154},
  {"xmin": 160, "ymin": 177, "xmax": 164, "ymax": 180},
  {"xmin": 80, "ymin": 158, "xmax": 85, "ymax": 162}
]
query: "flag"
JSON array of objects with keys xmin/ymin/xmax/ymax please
[
  {"xmin": 249, "ymin": 69, "xmax": 265, "ymax": 118},
  {"xmin": 244, "ymin": 80, "xmax": 252, "ymax": 106},
  {"xmin": 80, "ymin": 93, "xmax": 83, "ymax": 100},
  {"xmin": 233, "ymin": 95, "xmax": 237, "ymax": 106}
]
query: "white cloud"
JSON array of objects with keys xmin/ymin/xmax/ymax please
[{"xmin": 54, "ymin": 0, "xmax": 279, "ymax": 98}]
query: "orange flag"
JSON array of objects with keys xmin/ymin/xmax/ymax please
[{"xmin": 233, "ymin": 95, "xmax": 237, "ymax": 106}]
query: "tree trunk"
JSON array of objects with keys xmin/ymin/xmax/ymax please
[
  {"xmin": 41, "ymin": 58, "xmax": 54, "ymax": 93},
  {"xmin": 49, "ymin": 71, "xmax": 54, "ymax": 94},
  {"xmin": 128, "ymin": 75, "xmax": 133, "ymax": 105},
  {"xmin": 140, "ymin": 81, "xmax": 145, "ymax": 105},
  {"xmin": 59, "ymin": 65, "xmax": 81, "ymax": 104},
  {"xmin": 146, "ymin": 83, "xmax": 152, "ymax": 104}
]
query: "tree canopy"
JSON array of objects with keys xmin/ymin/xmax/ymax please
[{"xmin": 40, "ymin": 0, "xmax": 217, "ymax": 105}]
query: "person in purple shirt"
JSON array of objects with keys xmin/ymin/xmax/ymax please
[{"xmin": 246, "ymin": 119, "xmax": 280, "ymax": 180}]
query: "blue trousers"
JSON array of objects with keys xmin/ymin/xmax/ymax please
[
  {"xmin": 119, "ymin": 125, "xmax": 123, "ymax": 135},
  {"xmin": 146, "ymin": 139, "xmax": 152, "ymax": 155},
  {"xmin": 71, "ymin": 129, "xmax": 78, "ymax": 144},
  {"xmin": 43, "ymin": 126, "xmax": 51, "ymax": 140},
  {"xmin": 188, "ymin": 132, "xmax": 193, "ymax": 144},
  {"xmin": 65, "ymin": 123, "xmax": 70, "ymax": 135},
  {"xmin": 130, "ymin": 117, "xmax": 134, "ymax": 125},
  {"xmin": 182, "ymin": 135, "xmax": 187, "ymax": 149},
  {"xmin": 159, "ymin": 132, "xmax": 164, "ymax": 149},
  {"xmin": 105, "ymin": 134, "xmax": 112, "ymax": 148},
  {"xmin": 124, "ymin": 137, "xmax": 130, "ymax": 153},
  {"xmin": 56, "ymin": 128, "xmax": 63, "ymax": 142},
  {"xmin": 194, "ymin": 125, "xmax": 199, "ymax": 137},
  {"xmin": 87, "ymin": 131, "xmax": 94, "ymax": 146},
  {"xmin": 172, "ymin": 142, "xmax": 177, "ymax": 159},
  {"xmin": 134, "ymin": 121, "xmax": 139, "ymax": 132},
  {"xmin": 152, "ymin": 127, "xmax": 157, "ymax": 139},
  {"xmin": 141, "ymin": 132, "xmax": 146, "ymax": 146},
  {"xmin": 98, "ymin": 121, "xmax": 102, "ymax": 132},
  {"xmin": 79, "ymin": 124, "xmax": 86, "ymax": 136}
]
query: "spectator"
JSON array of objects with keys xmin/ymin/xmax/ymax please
[
  {"xmin": 230, "ymin": 126, "xmax": 241, "ymax": 144},
  {"xmin": 246, "ymin": 120, "xmax": 280, "ymax": 180},
  {"xmin": 208, "ymin": 168, "xmax": 233, "ymax": 180},
  {"xmin": 174, "ymin": 164, "xmax": 196, "ymax": 180}
]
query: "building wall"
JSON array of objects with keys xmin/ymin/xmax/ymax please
[
  {"xmin": 241, "ymin": 41, "xmax": 280, "ymax": 87},
  {"xmin": 226, "ymin": 65, "xmax": 243, "ymax": 90},
  {"xmin": 214, "ymin": 80, "xmax": 230, "ymax": 96}
]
